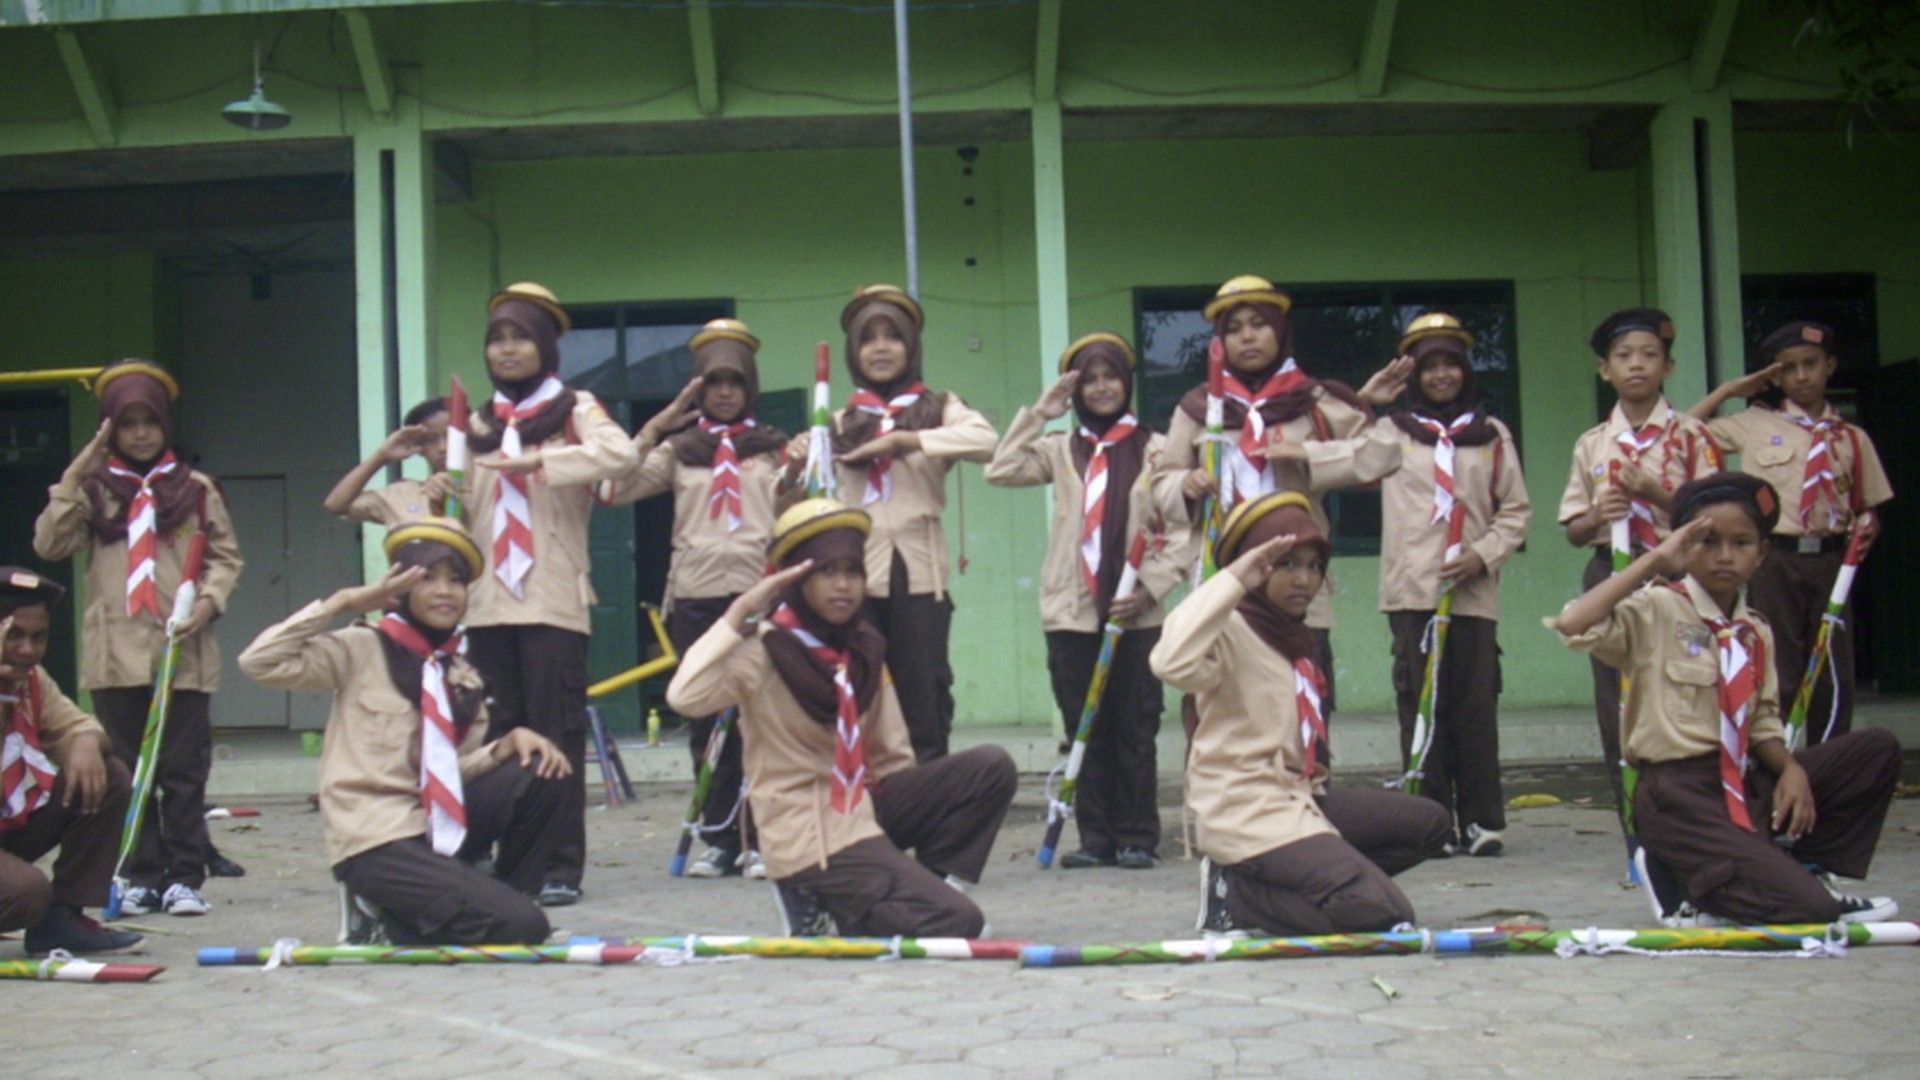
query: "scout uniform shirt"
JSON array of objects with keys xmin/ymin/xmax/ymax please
[
  {"xmin": 347, "ymin": 479, "xmax": 438, "ymax": 527},
  {"xmin": 830, "ymin": 396, "xmax": 997, "ymax": 601},
  {"xmin": 33, "ymin": 470, "xmax": 243, "ymax": 693},
  {"xmin": 238, "ymin": 602, "xmax": 508, "ymax": 867},
  {"xmin": 1703, "ymin": 402, "xmax": 1893, "ymax": 540},
  {"xmin": 983, "ymin": 405, "xmax": 1192, "ymax": 632},
  {"xmin": 1557, "ymin": 398, "xmax": 1721, "ymax": 548},
  {"xmin": 1554, "ymin": 576, "xmax": 1784, "ymax": 767},
  {"xmin": 464, "ymin": 391, "xmax": 640, "ymax": 635},
  {"xmin": 600, "ymin": 442, "xmax": 787, "ymax": 611},
  {"xmin": 2, "ymin": 666, "xmax": 109, "ymax": 763},
  {"xmin": 666, "ymin": 618, "xmax": 918, "ymax": 880},
  {"xmin": 1150, "ymin": 569, "xmax": 1335, "ymax": 865},
  {"xmin": 1152, "ymin": 386, "xmax": 1375, "ymax": 628}
]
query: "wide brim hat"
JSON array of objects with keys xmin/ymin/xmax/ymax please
[
  {"xmin": 1398, "ymin": 312, "xmax": 1475, "ymax": 357},
  {"xmin": 689, "ymin": 318, "xmax": 760, "ymax": 353},
  {"xmin": 384, "ymin": 517, "xmax": 485, "ymax": 581},
  {"xmin": 839, "ymin": 284, "xmax": 924, "ymax": 332},
  {"xmin": 488, "ymin": 282, "xmax": 572, "ymax": 335},
  {"xmin": 770, "ymin": 498, "xmax": 872, "ymax": 566},
  {"xmin": 92, "ymin": 359, "xmax": 179, "ymax": 402},
  {"xmin": 1216, "ymin": 491, "xmax": 1326, "ymax": 566},
  {"xmin": 1204, "ymin": 274, "xmax": 1294, "ymax": 321},
  {"xmin": 1058, "ymin": 331, "xmax": 1138, "ymax": 375}
]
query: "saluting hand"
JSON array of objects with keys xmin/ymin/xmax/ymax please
[
  {"xmin": 1721, "ymin": 361, "xmax": 1786, "ymax": 402},
  {"xmin": 1035, "ymin": 371, "xmax": 1080, "ymax": 420},
  {"xmin": 725, "ymin": 559, "xmax": 814, "ymax": 633},
  {"xmin": 378, "ymin": 424, "xmax": 436, "ymax": 465},
  {"xmin": 62, "ymin": 420, "xmax": 114, "ymax": 485},
  {"xmin": 1359, "ymin": 354, "xmax": 1417, "ymax": 408},
  {"xmin": 638, "ymin": 376, "xmax": 705, "ymax": 447},
  {"xmin": 1227, "ymin": 533, "xmax": 1298, "ymax": 592},
  {"xmin": 1648, "ymin": 515, "xmax": 1713, "ymax": 577},
  {"xmin": 329, "ymin": 564, "xmax": 426, "ymax": 617}
]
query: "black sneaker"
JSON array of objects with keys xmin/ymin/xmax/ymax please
[
  {"xmin": 1115, "ymin": 847, "xmax": 1159, "ymax": 870},
  {"xmin": 206, "ymin": 849, "xmax": 247, "ymax": 878},
  {"xmin": 1811, "ymin": 871, "xmax": 1900, "ymax": 924},
  {"xmin": 24, "ymin": 907, "xmax": 145, "ymax": 956},
  {"xmin": 1058, "ymin": 849, "xmax": 1117, "ymax": 870},
  {"xmin": 1632, "ymin": 847, "xmax": 1725, "ymax": 928},
  {"xmin": 537, "ymin": 881, "xmax": 583, "ymax": 907},
  {"xmin": 772, "ymin": 882, "xmax": 835, "ymax": 936},
  {"xmin": 1195, "ymin": 858, "xmax": 1243, "ymax": 936},
  {"xmin": 338, "ymin": 885, "xmax": 391, "ymax": 946}
]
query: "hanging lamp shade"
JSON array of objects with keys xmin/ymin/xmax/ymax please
[{"xmin": 223, "ymin": 79, "xmax": 292, "ymax": 130}]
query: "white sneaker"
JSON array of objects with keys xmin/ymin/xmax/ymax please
[
  {"xmin": 1465, "ymin": 824, "xmax": 1504, "ymax": 857},
  {"xmin": 738, "ymin": 850, "xmax": 767, "ymax": 880},
  {"xmin": 1833, "ymin": 892, "xmax": 1899, "ymax": 924},
  {"xmin": 162, "ymin": 883, "xmax": 210, "ymax": 916},
  {"xmin": 684, "ymin": 847, "xmax": 739, "ymax": 879},
  {"xmin": 119, "ymin": 885, "xmax": 162, "ymax": 916}
]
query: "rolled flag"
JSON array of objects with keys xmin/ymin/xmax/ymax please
[
  {"xmin": 1397, "ymin": 501, "xmax": 1468, "ymax": 795},
  {"xmin": 1605, "ymin": 459, "xmax": 1641, "ymax": 881},
  {"xmin": 1199, "ymin": 337, "xmax": 1229, "ymax": 581},
  {"xmin": 0, "ymin": 957, "xmax": 166, "ymax": 983},
  {"xmin": 1785, "ymin": 517, "xmax": 1875, "ymax": 750},
  {"xmin": 444, "ymin": 375, "xmax": 470, "ymax": 521},
  {"xmin": 804, "ymin": 342, "xmax": 837, "ymax": 499}
]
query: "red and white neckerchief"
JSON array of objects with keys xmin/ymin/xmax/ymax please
[
  {"xmin": 489, "ymin": 376, "xmax": 566, "ymax": 599},
  {"xmin": 1787, "ymin": 407, "xmax": 1860, "ymax": 533},
  {"xmin": 701, "ymin": 417, "xmax": 755, "ymax": 532},
  {"xmin": 1412, "ymin": 412, "xmax": 1478, "ymax": 527},
  {"xmin": 1612, "ymin": 415, "xmax": 1670, "ymax": 553},
  {"xmin": 770, "ymin": 604, "xmax": 867, "ymax": 813},
  {"xmin": 107, "ymin": 451, "xmax": 180, "ymax": 621},
  {"xmin": 377, "ymin": 614, "xmax": 469, "ymax": 855},
  {"xmin": 0, "ymin": 672, "xmax": 58, "ymax": 832},
  {"xmin": 1293, "ymin": 656, "xmax": 1329, "ymax": 782},
  {"xmin": 1223, "ymin": 360, "xmax": 1308, "ymax": 499},
  {"xmin": 1077, "ymin": 413, "xmax": 1139, "ymax": 598},
  {"xmin": 848, "ymin": 382, "xmax": 927, "ymax": 506},
  {"xmin": 1667, "ymin": 582, "xmax": 1764, "ymax": 831}
]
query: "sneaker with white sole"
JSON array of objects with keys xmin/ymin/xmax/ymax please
[
  {"xmin": 118, "ymin": 885, "xmax": 162, "ymax": 917},
  {"xmin": 772, "ymin": 882, "xmax": 834, "ymax": 937},
  {"xmin": 1631, "ymin": 848, "xmax": 1727, "ymax": 928},
  {"xmin": 1465, "ymin": 824, "xmax": 1504, "ymax": 857},
  {"xmin": 684, "ymin": 846, "xmax": 741, "ymax": 879},
  {"xmin": 738, "ymin": 850, "xmax": 767, "ymax": 880},
  {"xmin": 162, "ymin": 883, "xmax": 210, "ymax": 916},
  {"xmin": 1834, "ymin": 893, "xmax": 1899, "ymax": 924},
  {"xmin": 1195, "ymin": 857, "xmax": 1245, "ymax": 937}
]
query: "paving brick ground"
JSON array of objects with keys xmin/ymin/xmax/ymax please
[{"xmin": 10, "ymin": 761, "xmax": 1920, "ymax": 1079}]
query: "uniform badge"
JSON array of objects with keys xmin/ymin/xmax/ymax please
[
  {"xmin": 1771, "ymin": 435, "xmax": 1784, "ymax": 445},
  {"xmin": 1678, "ymin": 623, "xmax": 1712, "ymax": 657}
]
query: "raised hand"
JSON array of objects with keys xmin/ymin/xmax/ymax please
[
  {"xmin": 62, "ymin": 420, "xmax": 114, "ymax": 484},
  {"xmin": 330, "ymin": 564, "xmax": 426, "ymax": 616},
  {"xmin": 1227, "ymin": 533, "xmax": 1298, "ymax": 592},
  {"xmin": 1723, "ymin": 361, "xmax": 1786, "ymax": 402},
  {"xmin": 1359, "ymin": 354, "xmax": 1417, "ymax": 407},
  {"xmin": 639, "ymin": 376, "xmax": 706, "ymax": 446},
  {"xmin": 1035, "ymin": 371, "xmax": 1080, "ymax": 420},
  {"xmin": 726, "ymin": 559, "xmax": 815, "ymax": 632},
  {"xmin": 1649, "ymin": 515, "xmax": 1712, "ymax": 577},
  {"xmin": 378, "ymin": 424, "xmax": 435, "ymax": 465}
]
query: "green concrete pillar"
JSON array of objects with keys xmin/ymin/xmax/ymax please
[
  {"xmin": 351, "ymin": 100, "xmax": 436, "ymax": 580},
  {"xmin": 1648, "ymin": 92, "xmax": 1743, "ymax": 406},
  {"xmin": 1032, "ymin": 100, "xmax": 1070, "ymax": 395}
]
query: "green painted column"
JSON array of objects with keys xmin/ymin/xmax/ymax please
[
  {"xmin": 351, "ymin": 98, "xmax": 437, "ymax": 581},
  {"xmin": 1648, "ymin": 92, "xmax": 1743, "ymax": 405},
  {"xmin": 1032, "ymin": 100, "xmax": 1070, "ymax": 394}
]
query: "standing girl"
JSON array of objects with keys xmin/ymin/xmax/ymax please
[
  {"xmin": 606, "ymin": 318, "xmax": 791, "ymax": 878},
  {"xmin": 33, "ymin": 359, "xmax": 243, "ymax": 917},
  {"xmin": 821, "ymin": 284, "xmax": 997, "ymax": 762},
  {"xmin": 985, "ymin": 331, "xmax": 1188, "ymax": 868},
  {"xmin": 462, "ymin": 283, "xmax": 640, "ymax": 906}
]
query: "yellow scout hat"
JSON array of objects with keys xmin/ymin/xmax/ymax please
[
  {"xmin": 769, "ymin": 498, "xmax": 872, "ymax": 566},
  {"xmin": 688, "ymin": 318, "xmax": 760, "ymax": 353},
  {"xmin": 840, "ymin": 283, "xmax": 924, "ymax": 332},
  {"xmin": 1058, "ymin": 331, "xmax": 1138, "ymax": 375},
  {"xmin": 488, "ymin": 282, "xmax": 572, "ymax": 334},
  {"xmin": 92, "ymin": 359, "xmax": 179, "ymax": 402},
  {"xmin": 1216, "ymin": 491, "xmax": 1326, "ymax": 567},
  {"xmin": 1397, "ymin": 312, "xmax": 1475, "ymax": 356},
  {"xmin": 384, "ymin": 517, "xmax": 485, "ymax": 581},
  {"xmin": 1204, "ymin": 274, "xmax": 1293, "ymax": 321}
]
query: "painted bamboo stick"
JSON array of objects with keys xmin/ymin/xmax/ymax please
[
  {"xmin": 1785, "ymin": 518, "xmax": 1874, "ymax": 751},
  {"xmin": 201, "ymin": 935, "xmax": 1031, "ymax": 966},
  {"xmin": 443, "ymin": 375, "xmax": 470, "ymax": 522},
  {"xmin": 1398, "ymin": 502, "xmax": 1467, "ymax": 795},
  {"xmin": 670, "ymin": 707, "xmax": 738, "ymax": 876},
  {"xmin": 1198, "ymin": 336, "xmax": 1228, "ymax": 581},
  {"xmin": 0, "ymin": 957, "xmax": 166, "ymax": 982},
  {"xmin": 804, "ymin": 341, "xmax": 837, "ymax": 499}
]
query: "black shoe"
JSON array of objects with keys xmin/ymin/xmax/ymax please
[
  {"xmin": 537, "ymin": 881, "xmax": 583, "ymax": 907},
  {"xmin": 1058, "ymin": 848, "xmax": 1117, "ymax": 870},
  {"xmin": 1195, "ymin": 858, "xmax": 1242, "ymax": 936},
  {"xmin": 24, "ymin": 906, "xmax": 145, "ymax": 956},
  {"xmin": 206, "ymin": 851, "xmax": 247, "ymax": 878},
  {"xmin": 337, "ymin": 885, "xmax": 390, "ymax": 946},
  {"xmin": 1115, "ymin": 847, "xmax": 1159, "ymax": 870},
  {"xmin": 773, "ymin": 882, "xmax": 835, "ymax": 936}
]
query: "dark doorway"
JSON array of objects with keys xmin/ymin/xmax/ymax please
[{"xmin": 0, "ymin": 389, "xmax": 77, "ymax": 688}]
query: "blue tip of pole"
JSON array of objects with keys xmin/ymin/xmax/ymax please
[
  {"xmin": 197, "ymin": 947, "xmax": 241, "ymax": 966},
  {"xmin": 566, "ymin": 935, "xmax": 607, "ymax": 946},
  {"xmin": 669, "ymin": 853, "xmax": 687, "ymax": 877},
  {"xmin": 1036, "ymin": 845, "xmax": 1055, "ymax": 869},
  {"xmin": 1019, "ymin": 944, "xmax": 1056, "ymax": 967},
  {"xmin": 103, "ymin": 883, "xmax": 124, "ymax": 921}
]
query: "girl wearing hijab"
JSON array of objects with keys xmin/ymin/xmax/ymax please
[
  {"xmin": 985, "ymin": 331, "xmax": 1190, "ymax": 869},
  {"xmin": 815, "ymin": 284, "xmax": 998, "ymax": 763},
  {"xmin": 1152, "ymin": 492, "xmax": 1451, "ymax": 937},
  {"xmin": 667, "ymin": 499, "xmax": 1017, "ymax": 938},
  {"xmin": 33, "ymin": 359, "xmax": 244, "ymax": 919},
  {"xmin": 605, "ymin": 318, "xmax": 792, "ymax": 879},
  {"xmin": 240, "ymin": 519, "xmax": 574, "ymax": 945},
  {"xmin": 461, "ymin": 282, "xmax": 641, "ymax": 907}
]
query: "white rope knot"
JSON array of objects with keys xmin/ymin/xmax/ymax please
[
  {"xmin": 263, "ymin": 937, "xmax": 301, "ymax": 972},
  {"xmin": 37, "ymin": 948, "xmax": 74, "ymax": 979},
  {"xmin": 1200, "ymin": 937, "xmax": 1224, "ymax": 963},
  {"xmin": 881, "ymin": 935, "xmax": 904, "ymax": 962},
  {"xmin": 690, "ymin": 782, "xmax": 748, "ymax": 837}
]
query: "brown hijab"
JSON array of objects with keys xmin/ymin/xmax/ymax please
[
  {"xmin": 469, "ymin": 299, "xmax": 578, "ymax": 453},
  {"xmin": 667, "ymin": 338, "xmax": 789, "ymax": 466},
  {"xmin": 1219, "ymin": 497, "xmax": 1329, "ymax": 664},
  {"xmin": 1176, "ymin": 300, "xmax": 1371, "ymax": 430},
  {"xmin": 372, "ymin": 539, "xmax": 484, "ymax": 736},
  {"xmin": 1389, "ymin": 339, "xmax": 1498, "ymax": 447},
  {"xmin": 1067, "ymin": 342, "xmax": 1152, "ymax": 618},
  {"xmin": 761, "ymin": 525, "xmax": 888, "ymax": 729},
  {"xmin": 832, "ymin": 299, "xmax": 948, "ymax": 454},
  {"xmin": 85, "ymin": 363, "xmax": 203, "ymax": 543}
]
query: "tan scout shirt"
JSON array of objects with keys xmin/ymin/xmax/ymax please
[
  {"xmin": 2, "ymin": 666, "xmax": 109, "ymax": 763},
  {"xmin": 238, "ymin": 600, "xmax": 507, "ymax": 866},
  {"xmin": 1557, "ymin": 398, "xmax": 1722, "ymax": 547},
  {"xmin": 347, "ymin": 479, "xmax": 438, "ymax": 527},
  {"xmin": 828, "ymin": 395, "xmax": 998, "ymax": 600},
  {"xmin": 1151, "ymin": 389, "xmax": 1376, "ymax": 628},
  {"xmin": 464, "ymin": 391, "xmax": 640, "ymax": 634},
  {"xmin": 34, "ymin": 470, "xmax": 244, "ymax": 692},
  {"xmin": 983, "ymin": 406, "xmax": 1193, "ymax": 633},
  {"xmin": 601, "ymin": 443, "xmax": 786, "ymax": 610},
  {"xmin": 1554, "ymin": 574, "xmax": 1784, "ymax": 767},
  {"xmin": 1704, "ymin": 403, "xmax": 1893, "ymax": 538},
  {"xmin": 1319, "ymin": 419, "xmax": 1532, "ymax": 619},
  {"xmin": 667, "ymin": 618, "xmax": 916, "ymax": 880},
  {"xmin": 1151, "ymin": 569, "xmax": 1335, "ymax": 865}
]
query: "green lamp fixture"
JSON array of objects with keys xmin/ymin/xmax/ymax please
[{"xmin": 223, "ymin": 39, "xmax": 291, "ymax": 131}]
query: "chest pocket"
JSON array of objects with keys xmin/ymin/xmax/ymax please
[
  {"xmin": 1663, "ymin": 654, "xmax": 1720, "ymax": 725},
  {"xmin": 350, "ymin": 688, "xmax": 422, "ymax": 763},
  {"xmin": 1751, "ymin": 442, "xmax": 1795, "ymax": 469}
]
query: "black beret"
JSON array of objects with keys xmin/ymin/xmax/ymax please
[
  {"xmin": 0, "ymin": 567, "xmax": 67, "ymax": 616},
  {"xmin": 1672, "ymin": 472, "xmax": 1781, "ymax": 535},
  {"xmin": 1590, "ymin": 308, "xmax": 1676, "ymax": 358},
  {"xmin": 1759, "ymin": 321, "xmax": 1836, "ymax": 361}
]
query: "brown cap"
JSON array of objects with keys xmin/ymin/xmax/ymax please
[{"xmin": 839, "ymin": 284, "xmax": 923, "ymax": 332}]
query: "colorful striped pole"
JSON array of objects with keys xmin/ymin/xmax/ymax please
[
  {"xmin": 1398, "ymin": 503, "xmax": 1468, "ymax": 795},
  {"xmin": 1019, "ymin": 921, "xmax": 1920, "ymax": 967},
  {"xmin": 1198, "ymin": 336, "xmax": 1229, "ymax": 582},
  {"xmin": 1605, "ymin": 461, "xmax": 1642, "ymax": 884},
  {"xmin": 1785, "ymin": 519, "xmax": 1874, "ymax": 751},
  {"xmin": 443, "ymin": 375, "xmax": 471, "ymax": 522},
  {"xmin": 0, "ymin": 957, "xmax": 166, "ymax": 982},
  {"xmin": 201, "ymin": 935, "xmax": 1031, "ymax": 966},
  {"xmin": 1039, "ymin": 533, "xmax": 1149, "ymax": 868},
  {"xmin": 804, "ymin": 342, "xmax": 837, "ymax": 500},
  {"xmin": 670, "ymin": 707, "xmax": 738, "ymax": 876}
]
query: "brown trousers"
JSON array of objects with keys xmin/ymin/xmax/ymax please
[
  {"xmin": 466, "ymin": 625, "xmax": 589, "ymax": 887},
  {"xmin": 1748, "ymin": 546, "xmax": 1857, "ymax": 745},
  {"xmin": 1635, "ymin": 728, "xmax": 1900, "ymax": 924},
  {"xmin": 0, "ymin": 758, "xmax": 132, "ymax": 930},
  {"xmin": 863, "ymin": 553, "xmax": 956, "ymax": 763},
  {"xmin": 1223, "ymin": 785, "xmax": 1452, "ymax": 936},
  {"xmin": 785, "ymin": 745, "xmax": 1017, "ymax": 938},
  {"xmin": 1045, "ymin": 626, "xmax": 1163, "ymax": 856},
  {"xmin": 669, "ymin": 595, "xmax": 751, "ymax": 852},
  {"xmin": 1390, "ymin": 610, "xmax": 1506, "ymax": 835},
  {"xmin": 332, "ymin": 762, "xmax": 570, "ymax": 945},
  {"xmin": 96, "ymin": 686, "xmax": 213, "ymax": 890},
  {"xmin": 1581, "ymin": 550, "xmax": 1631, "ymax": 836}
]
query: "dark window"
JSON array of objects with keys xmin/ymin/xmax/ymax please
[
  {"xmin": 1740, "ymin": 273, "xmax": 1878, "ymax": 391},
  {"xmin": 1134, "ymin": 282, "xmax": 1520, "ymax": 555}
]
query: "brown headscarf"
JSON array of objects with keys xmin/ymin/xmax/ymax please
[
  {"xmin": 372, "ymin": 538, "xmax": 484, "ymax": 735},
  {"xmin": 1219, "ymin": 497, "xmax": 1328, "ymax": 664},
  {"xmin": 85, "ymin": 362, "xmax": 203, "ymax": 543},
  {"xmin": 1067, "ymin": 342, "xmax": 1152, "ymax": 618},
  {"xmin": 761, "ymin": 525, "xmax": 888, "ymax": 729},
  {"xmin": 832, "ymin": 299, "xmax": 948, "ymax": 454},
  {"xmin": 1176, "ymin": 300, "xmax": 1371, "ymax": 430},
  {"xmin": 470, "ymin": 299, "xmax": 577, "ymax": 453},
  {"xmin": 668, "ymin": 337, "xmax": 789, "ymax": 466},
  {"xmin": 1389, "ymin": 340, "xmax": 1498, "ymax": 447}
]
